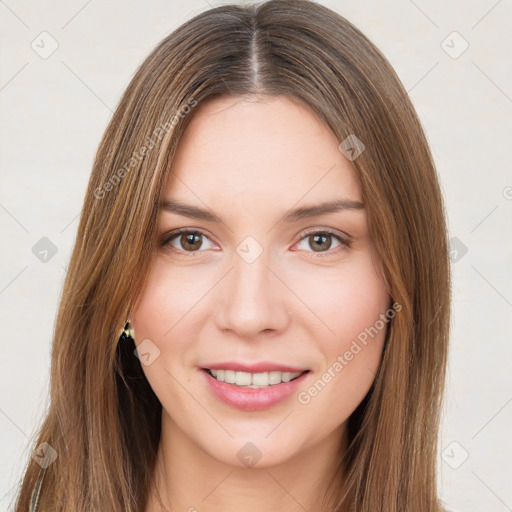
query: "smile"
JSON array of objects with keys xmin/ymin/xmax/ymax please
[{"xmin": 200, "ymin": 368, "xmax": 311, "ymax": 411}]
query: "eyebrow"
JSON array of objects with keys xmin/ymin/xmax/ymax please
[{"xmin": 159, "ymin": 198, "xmax": 365, "ymax": 224}]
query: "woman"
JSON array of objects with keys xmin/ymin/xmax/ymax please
[{"xmin": 15, "ymin": 0, "xmax": 451, "ymax": 510}]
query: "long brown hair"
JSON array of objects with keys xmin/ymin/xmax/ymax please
[{"xmin": 14, "ymin": 1, "xmax": 451, "ymax": 510}]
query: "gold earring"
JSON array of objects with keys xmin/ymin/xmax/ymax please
[{"xmin": 120, "ymin": 320, "xmax": 135, "ymax": 341}]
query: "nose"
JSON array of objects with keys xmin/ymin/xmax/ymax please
[{"xmin": 217, "ymin": 248, "xmax": 291, "ymax": 339}]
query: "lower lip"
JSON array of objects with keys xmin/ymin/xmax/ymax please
[{"xmin": 201, "ymin": 369, "xmax": 310, "ymax": 411}]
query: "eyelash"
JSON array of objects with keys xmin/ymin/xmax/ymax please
[{"xmin": 160, "ymin": 227, "xmax": 352, "ymax": 258}]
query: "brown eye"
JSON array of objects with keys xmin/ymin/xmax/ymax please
[
  {"xmin": 295, "ymin": 229, "xmax": 351, "ymax": 257},
  {"xmin": 162, "ymin": 230, "xmax": 214, "ymax": 253}
]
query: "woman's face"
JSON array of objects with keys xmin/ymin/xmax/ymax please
[{"xmin": 131, "ymin": 95, "xmax": 391, "ymax": 469}]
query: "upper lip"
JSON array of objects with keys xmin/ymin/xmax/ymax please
[{"xmin": 202, "ymin": 361, "xmax": 309, "ymax": 373}]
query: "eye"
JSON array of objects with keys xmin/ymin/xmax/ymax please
[
  {"xmin": 293, "ymin": 228, "xmax": 351, "ymax": 257},
  {"xmin": 161, "ymin": 229, "xmax": 216, "ymax": 254}
]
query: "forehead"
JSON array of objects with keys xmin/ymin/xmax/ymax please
[{"xmin": 164, "ymin": 95, "xmax": 362, "ymax": 211}]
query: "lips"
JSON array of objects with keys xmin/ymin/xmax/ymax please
[
  {"xmin": 199, "ymin": 362, "xmax": 311, "ymax": 411},
  {"xmin": 202, "ymin": 361, "xmax": 308, "ymax": 373}
]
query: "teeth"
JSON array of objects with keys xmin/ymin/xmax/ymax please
[
  {"xmin": 224, "ymin": 370, "xmax": 236, "ymax": 384},
  {"xmin": 208, "ymin": 369, "xmax": 303, "ymax": 388},
  {"xmin": 235, "ymin": 371, "xmax": 252, "ymax": 386},
  {"xmin": 268, "ymin": 371, "xmax": 282, "ymax": 385}
]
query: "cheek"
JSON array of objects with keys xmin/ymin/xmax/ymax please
[
  {"xmin": 294, "ymin": 250, "xmax": 390, "ymax": 411},
  {"xmin": 131, "ymin": 257, "xmax": 212, "ymax": 342},
  {"xmin": 128, "ymin": 259, "xmax": 199, "ymax": 391},
  {"xmin": 292, "ymin": 249, "xmax": 390, "ymax": 350},
  {"xmin": 129, "ymin": 261, "xmax": 201, "ymax": 417}
]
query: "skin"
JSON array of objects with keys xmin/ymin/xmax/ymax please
[{"xmin": 131, "ymin": 94, "xmax": 391, "ymax": 511}]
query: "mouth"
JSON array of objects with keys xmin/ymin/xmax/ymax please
[
  {"xmin": 200, "ymin": 366, "xmax": 311, "ymax": 411},
  {"xmin": 201, "ymin": 368, "xmax": 310, "ymax": 389}
]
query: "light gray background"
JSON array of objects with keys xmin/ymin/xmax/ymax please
[{"xmin": 1, "ymin": 1, "xmax": 511, "ymax": 510}]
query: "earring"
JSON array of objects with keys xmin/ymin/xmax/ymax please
[{"xmin": 120, "ymin": 320, "xmax": 135, "ymax": 341}]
